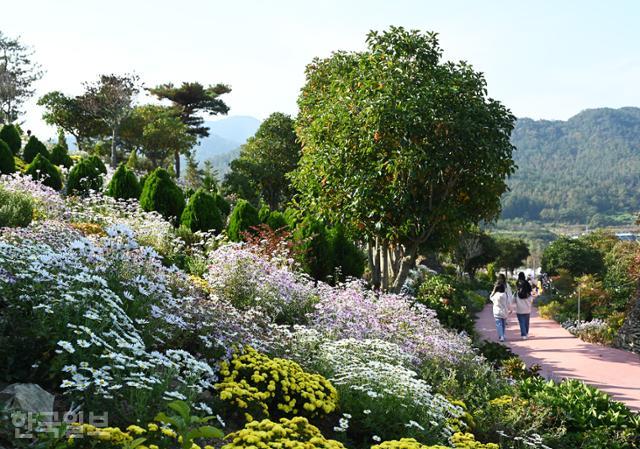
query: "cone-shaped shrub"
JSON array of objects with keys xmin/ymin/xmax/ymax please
[
  {"xmin": 227, "ymin": 199, "xmax": 260, "ymax": 241},
  {"xmin": 139, "ymin": 168, "xmax": 185, "ymax": 222},
  {"xmin": 22, "ymin": 136, "xmax": 50, "ymax": 164},
  {"xmin": 258, "ymin": 205, "xmax": 271, "ymax": 223},
  {"xmin": 66, "ymin": 157, "xmax": 104, "ymax": 195},
  {"xmin": 215, "ymin": 193, "xmax": 231, "ymax": 217},
  {"xmin": 328, "ymin": 224, "xmax": 365, "ymax": 280},
  {"xmin": 25, "ymin": 154, "xmax": 62, "ymax": 191},
  {"xmin": 0, "ymin": 140, "xmax": 16, "ymax": 174},
  {"xmin": 87, "ymin": 155, "xmax": 107, "ymax": 174},
  {"xmin": 181, "ymin": 188, "xmax": 224, "ymax": 233},
  {"xmin": 0, "ymin": 124, "xmax": 21, "ymax": 155},
  {"xmin": 266, "ymin": 210, "xmax": 288, "ymax": 231},
  {"xmin": 49, "ymin": 144, "xmax": 73, "ymax": 168},
  {"xmin": 106, "ymin": 164, "xmax": 141, "ymax": 200},
  {"xmin": 293, "ymin": 218, "xmax": 333, "ymax": 281}
]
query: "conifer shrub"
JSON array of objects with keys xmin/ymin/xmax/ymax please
[
  {"xmin": 0, "ymin": 124, "xmax": 21, "ymax": 155},
  {"xmin": 259, "ymin": 205, "xmax": 271, "ymax": 223},
  {"xmin": 266, "ymin": 210, "xmax": 288, "ymax": 231},
  {"xmin": 49, "ymin": 144, "xmax": 73, "ymax": 168},
  {"xmin": 215, "ymin": 193, "xmax": 231, "ymax": 217},
  {"xmin": 293, "ymin": 218, "xmax": 333, "ymax": 281},
  {"xmin": 66, "ymin": 157, "xmax": 104, "ymax": 195},
  {"xmin": 106, "ymin": 164, "xmax": 141, "ymax": 200},
  {"xmin": 87, "ymin": 155, "xmax": 107, "ymax": 174},
  {"xmin": 139, "ymin": 167, "xmax": 185, "ymax": 222},
  {"xmin": 0, "ymin": 140, "xmax": 15, "ymax": 174},
  {"xmin": 25, "ymin": 154, "xmax": 63, "ymax": 191},
  {"xmin": 328, "ymin": 224, "xmax": 365, "ymax": 280},
  {"xmin": 181, "ymin": 188, "xmax": 223, "ymax": 233},
  {"xmin": 227, "ymin": 199, "xmax": 260, "ymax": 241},
  {"xmin": 22, "ymin": 136, "xmax": 50, "ymax": 164}
]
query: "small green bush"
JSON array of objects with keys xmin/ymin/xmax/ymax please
[
  {"xmin": 258, "ymin": 204, "xmax": 271, "ymax": 223},
  {"xmin": 49, "ymin": 144, "xmax": 73, "ymax": 168},
  {"xmin": 293, "ymin": 218, "xmax": 333, "ymax": 281},
  {"xmin": 139, "ymin": 167, "xmax": 185, "ymax": 222},
  {"xmin": 66, "ymin": 157, "xmax": 104, "ymax": 195},
  {"xmin": 87, "ymin": 155, "xmax": 107, "ymax": 174},
  {"xmin": 24, "ymin": 154, "xmax": 62, "ymax": 191},
  {"xmin": 0, "ymin": 124, "xmax": 21, "ymax": 155},
  {"xmin": 215, "ymin": 193, "xmax": 231, "ymax": 217},
  {"xmin": 266, "ymin": 210, "xmax": 288, "ymax": 231},
  {"xmin": 22, "ymin": 136, "xmax": 50, "ymax": 164},
  {"xmin": 328, "ymin": 224, "xmax": 365, "ymax": 280},
  {"xmin": 181, "ymin": 188, "xmax": 223, "ymax": 233},
  {"xmin": 0, "ymin": 140, "xmax": 16, "ymax": 174},
  {"xmin": 106, "ymin": 164, "xmax": 141, "ymax": 200},
  {"xmin": 0, "ymin": 186, "xmax": 33, "ymax": 227},
  {"xmin": 416, "ymin": 275, "xmax": 476, "ymax": 334},
  {"xmin": 227, "ymin": 199, "xmax": 260, "ymax": 241}
]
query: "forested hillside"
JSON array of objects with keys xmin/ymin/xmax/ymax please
[{"xmin": 502, "ymin": 107, "xmax": 640, "ymax": 225}]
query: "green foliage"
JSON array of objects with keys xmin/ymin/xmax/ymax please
[
  {"xmin": 49, "ymin": 144, "xmax": 73, "ymax": 168},
  {"xmin": 66, "ymin": 157, "xmax": 104, "ymax": 195},
  {"xmin": 266, "ymin": 210, "xmax": 288, "ymax": 231},
  {"xmin": 22, "ymin": 135, "xmax": 50, "ymax": 164},
  {"xmin": 293, "ymin": 218, "xmax": 333, "ymax": 281},
  {"xmin": 293, "ymin": 27, "xmax": 516, "ymax": 289},
  {"xmin": 503, "ymin": 107, "xmax": 640, "ymax": 225},
  {"xmin": 215, "ymin": 193, "xmax": 231, "ymax": 217},
  {"xmin": 87, "ymin": 154, "xmax": 107, "ymax": 174},
  {"xmin": 107, "ymin": 164, "xmax": 141, "ymax": 200},
  {"xmin": 25, "ymin": 154, "xmax": 62, "ymax": 191},
  {"xmin": 155, "ymin": 400, "xmax": 223, "ymax": 449},
  {"xmin": 227, "ymin": 199, "xmax": 260, "ymax": 241},
  {"xmin": 541, "ymin": 237, "xmax": 604, "ymax": 276},
  {"xmin": 181, "ymin": 188, "xmax": 223, "ymax": 233},
  {"xmin": 0, "ymin": 186, "xmax": 33, "ymax": 227},
  {"xmin": 518, "ymin": 377, "xmax": 640, "ymax": 448},
  {"xmin": 452, "ymin": 230, "xmax": 500, "ymax": 277},
  {"xmin": 258, "ymin": 205, "xmax": 271, "ymax": 223},
  {"xmin": 327, "ymin": 224, "xmax": 365, "ymax": 280},
  {"xmin": 0, "ymin": 124, "xmax": 21, "ymax": 154},
  {"xmin": 0, "ymin": 140, "xmax": 15, "ymax": 174},
  {"xmin": 223, "ymin": 112, "xmax": 300, "ymax": 210},
  {"xmin": 139, "ymin": 167, "xmax": 185, "ymax": 222},
  {"xmin": 494, "ymin": 237, "xmax": 530, "ymax": 272},
  {"xmin": 474, "ymin": 341, "xmax": 515, "ymax": 369}
]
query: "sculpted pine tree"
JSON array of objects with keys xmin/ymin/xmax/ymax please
[{"xmin": 293, "ymin": 27, "xmax": 516, "ymax": 291}]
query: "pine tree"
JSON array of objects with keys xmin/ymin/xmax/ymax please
[
  {"xmin": 66, "ymin": 157, "xmax": 104, "ymax": 195},
  {"xmin": 0, "ymin": 124, "xmax": 22, "ymax": 155},
  {"xmin": 107, "ymin": 164, "xmax": 141, "ymax": 200},
  {"xmin": 22, "ymin": 136, "xmax": 50, "ymax": 164},
  {"xmin": 181, "ymin": 188, "xmax": 223, "ymax": 233},
  {"xmin": 0, "ymin": 140, "xmax": 16, "ymax": 174},
  {"xmin": 227, "ymin": 199, "xmax": 260, "ymax": 241},
  {"xmin": 25, "ymin": 154, "xmax": 62, "ymax": 191},
  {"xmin": 139, "ymin": 167, "xmax": 185, "ymax": 222}
]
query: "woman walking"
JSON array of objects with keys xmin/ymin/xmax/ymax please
[
  {"xmin": 515, "ymin": 272, "xmax": 534, "ymax": 339},
  {"xmin": 490, "ymin": 280, "xmax": 510, "ymax": 342}
]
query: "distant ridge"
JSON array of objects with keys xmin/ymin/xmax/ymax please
[{"xmin": 502, "ymin": 107, "xmax": 640, "ymax": 226}]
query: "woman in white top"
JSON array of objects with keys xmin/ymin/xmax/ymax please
[
  {"xmin": 490, "ymin": 282, "xmax": 509, "ymax": 342},
  {"xmin": 514, "ymin": 272, "xmax": 534, "ymax": 339}
]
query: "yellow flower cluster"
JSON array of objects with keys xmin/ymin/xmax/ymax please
[
  {"xmin": 371, "ymin": 433, "xmax": 498, "ymax": 449},
  {"xmin": 488, "ymin": 395, "xmax": 527, "ymax": 408},
  {"xmin": 69, "ymin": 424, "xmax": 133, "ymax": 444},
  {"xmin": 222, "ymin": 417, "xmax": 345, "ymax": 449},
  {"xmin": 189, "ymin": 274, "xmax": 212, "ymax": 293},
  {"xmin": 215, "ymin": 347, "xmax": 338, "ymax": 420},
  {"xmin": 70, "ymin": 221, "xmax": 107, "ymax": 236}
]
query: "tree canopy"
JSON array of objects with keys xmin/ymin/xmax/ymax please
[{"xmin": 292, "ymin": 27, "xmax": 516, "ymax": 290}]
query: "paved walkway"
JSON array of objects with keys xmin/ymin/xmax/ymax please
[{"xmin": 476, "ymin": 304, "xmax": 640, "ymax": 411}]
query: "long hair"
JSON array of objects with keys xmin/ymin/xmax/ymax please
[{"xmin": 518, "ymin": 272, "xmax": 526, "ymax": 281}]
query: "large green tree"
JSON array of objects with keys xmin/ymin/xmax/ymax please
[
  {"xmin": 541, "ymin": 237, "xmax": 604, "ymax": 277},
  {"xmin": 0, "ymin": 31, "xmax": 43, "ymax": 123},
  {"xmin": 223, "ymin": 112, "xmax": 300, "ymax": 210},
  {"xmin": 452, "ymin": 229, "xmax": 500, "ymax": 278},
  {"xmin": 149, "ymin": 82, "xmax": 230, "ymax": 177},
  {"xmin": 79, "ymin": 74, "xmax": 140, "ymax": 168},
  {"xmin": 38, "ymin": 91, "xmax": 107, "ymax": 151},
  {"xmin": 494, "ymin": 237, "xmax": 530, "ymax": 273},
  {"xmin": 292, "ymin": 27, "xmax": 516, "ymax": 290}
]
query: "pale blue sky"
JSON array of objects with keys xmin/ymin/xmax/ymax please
[{"xmin": 4, "ymin": 0, "xmax": 640, "ymax": 136}]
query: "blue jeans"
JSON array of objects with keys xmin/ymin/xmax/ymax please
[
  {"xmin": 495, "ymin": 318, "xmax": 506, "ymax": 340},
  {"xmin": 517, "ymin": 313, "xmax": 530, "ymax": 336}
]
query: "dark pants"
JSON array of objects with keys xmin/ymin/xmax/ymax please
[{"xmin": 517, "ymin": 313, "xmax": 530, "ymax": 336}]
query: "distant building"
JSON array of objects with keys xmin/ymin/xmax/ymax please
[{"xmin": 615, "ymin": 233, "xmax": 638, "ymax": 241}]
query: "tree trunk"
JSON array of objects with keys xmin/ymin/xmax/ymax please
[
  {"xmin": 174, "ymin": 149, "xmax": 181, "ymax": 179},
  {"xmin": 110, "ymin": 128, "xmax": 117, "ymax": 168},
  {"xmin": 391, "ymin": 244, "xmax": 418, "ymax": 292},
  {"xmin": 382, "ymin": 240, "xmax": 389, "ymax": 291}
]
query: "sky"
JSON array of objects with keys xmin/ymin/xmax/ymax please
[{"xmin": 3, "ymin": 0, "xmax": 640, "ymax": 137}]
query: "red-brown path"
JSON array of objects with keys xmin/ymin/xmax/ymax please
[{"xmin": 475, "ymin": 304, "xmax": 640, "ymax": 411}]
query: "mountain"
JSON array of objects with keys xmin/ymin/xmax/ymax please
[
  {"xmin": 502, "ymin": 107, "xmax": 640, "ymax": 226},
  {"xmin": 191, "ymin": 115, "xmax": 260, "ymax": 168}
]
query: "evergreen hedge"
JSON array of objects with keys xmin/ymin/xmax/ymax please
[
  {"xmin": 49, "ymin": 145, "xmax": 73, "ymax": 168},
  {"xmin": 0, "ymin": 124, "xmax": 21, "ymax": 155},
  {"xmin": 107, "ymin": 164, "xmax": 141, "ymax": 200},
  {"xmin": 0, "ymin": 140, "xmax": 16, "ymax": 174},
  {"xmin": 181, "ymin": 188, "xmax": 223, "ymax": 233},
  {"xmin": 227, "ymin": 199, "xmax": 260, "ymax": 241},
  {"xmin": 66, "ymin": 157, "xmax": 104, "ymax": 195},
  {"xmin": 25, "ymin": 154, "xmax": 62, "ymax": 191},
  {"xmin": 139, "ymin": 168, "xmax": 185, "ymax": 222},
  {"xmin": 23, "ymin": 136, "xmax": 50, "ymax": 164}
]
